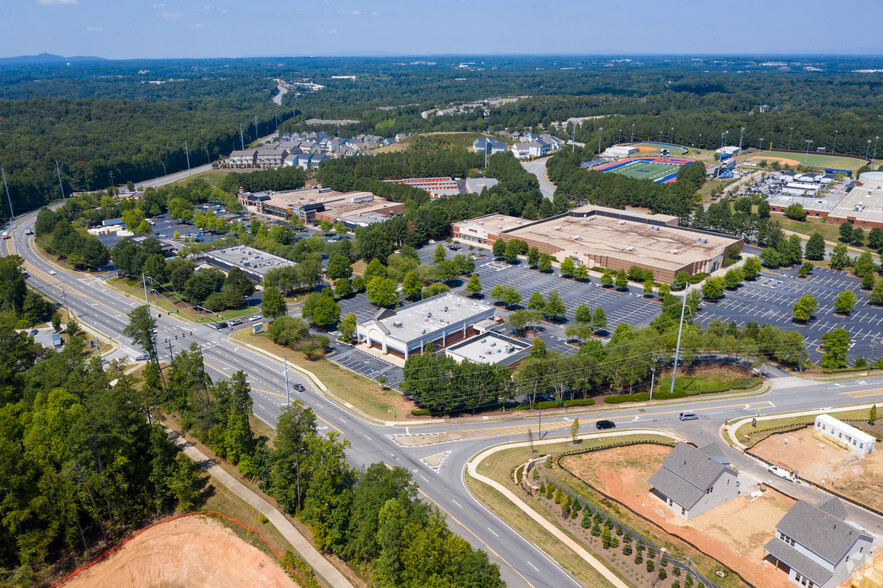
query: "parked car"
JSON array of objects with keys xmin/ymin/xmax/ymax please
[
  {"xmin": 595, "ymin": 420, "xmax": 616, "ymax": 430},
  {"xmin": 679, "ymin": 411, "xmax": 699, "ymax": 421},
  {"xmin": 29, "ymin": 329, "xmax": 38, "ymax": 336},
  {"xmin": 428, "ymin": 239, "xmax": 436, "ymax": 244},
  {"xmin": 249, "ymin": 314, "xmax": 262, "ymax": 322},
  {"xmin": 293, "ymin": 383, "xmax": 306, "ymax": 392}
]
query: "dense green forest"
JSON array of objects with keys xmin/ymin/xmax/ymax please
[{"xmin": 3, "ymin": 56, "xmax": 883, "ymax": 220}]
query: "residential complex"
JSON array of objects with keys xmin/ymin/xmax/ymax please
[{"xmin": 238, "ymin": 187, "xmax": 404, "ymax": 227}]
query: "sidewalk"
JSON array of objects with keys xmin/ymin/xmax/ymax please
[
  {"xmin": 467, "ymin": 429, "xmax": 688, "ymax": 588},
  {"xmin": 167, "ymin": 430, "xmax": 354, "ymax": 588}
]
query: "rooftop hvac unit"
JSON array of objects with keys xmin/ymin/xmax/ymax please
[
  {"xmin": 393, "ymin": 321, "xmax": 403, "ymax": 327},
  {"xmin": 479, "ymin": 222, "xmax": 484, "ymax": 225},
  {"xmin": 442, "ymin": 306, "xmax": 448, "ymax": 312},
  {"xmin": 618, "ymin": 220, "xmax": 626, "ymax": 225},
  {"xmin": 698, "ymin": 237, "xmax": 708, "ymax": 243},
  {"xmin": 421, "ymin": 329, "xmax": 426, "ymax": 334},
  {"xmin": 670, "ymin": 249, "xmax": 681, "ymax": 255},
  {"xmin": 505, "ymin": 345, "xmax": 515, "ymax": 353},
  {"xmin": 517, "ymin": 221, "xmax": 522, "ymax": 224},
  {"xmin": 625, "ymin": 246, "xmax": 636, "ymax": 251},
  {"xmin": 554, "ymin": 225, "xmax": 562, "ymax": 230},
  {"xmin": 498, "ymin": 225, "xmax": 503, "ymax": 229},
  {"xmin": 426, "ymin": 312, "xmax": 432, "ymax": 318},
  {"xmin": 651, "ymin": 225, "xmax": 660, "ymax": 231},
  {"xmin": 499, "ymin": 217, "xmax": 504, "ymax": 220}
]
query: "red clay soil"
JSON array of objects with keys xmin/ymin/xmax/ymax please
[
  {"xmin": 564, "ymin": 444, "xmax": 794, "ymax": 588},
  {"xmin": 62, "ymin": 515, "xmax": 295, "ymax": 587}
]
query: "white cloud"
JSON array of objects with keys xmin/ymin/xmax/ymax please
[
  {"xmin": 217, "ymin": 7, "xmax": 228, "ymax": 13},
  {"xmin": 151, "ymin": 2, "xmax": 165, "ymax": 7},
  {"xmin": 37, "ymin": 0, "xmax": 79, "ymax": 5},
  {"xmin": 338, "ymin": 9, "xmax": 362, "ymax": 15},
  {"xmin": 189, "ymin": 22, "xmax": 203, "ymax": 28},
  {"xmin": 327, "ymin": 28, "xmax": 338, "ymax": 34},
  {"xmin": 204, "ymin": 5, "xmax": 210, "ymax": 9},
  {"xmin": 85, "ymin": 25, "xmax": 103, "ymax": 31},
  {"xmin": 161, "ymin": 10, "xmax": 185, "ymax": 18}
]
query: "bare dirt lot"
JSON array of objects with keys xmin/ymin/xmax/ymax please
[
  {"xmin": 563, "ymin": 444, "xmax": 794, "ymax": 588},
  {"xmin": 63, "ymin": 515, "xmax": 294, "ymax": 587},
  {"xmin": 753, "ymin": 426, "xmax": 883, "ymax": 511}
]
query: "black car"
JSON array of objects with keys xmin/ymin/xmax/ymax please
[
  {"xmin": 293, "ymin": 383, "xmax": 306, "ymax": 392},
  {"xmin": 214, "ymin": 322, "xmax": 228, "ymax": 329},
  {"xmin": 595, "ymin": 420, "xmax": 616, "ymax": 430}
]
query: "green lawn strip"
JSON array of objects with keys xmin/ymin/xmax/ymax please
[
  {"xmin": 656, "ymin": 374, "xmax": 761, "ymax": 395},
  {"xmin": 105, "ymin": 277, "xmax": 256, "ymax": 323},
  {"xmin": 229, "ymin": 329, "xmax": 421, "ymax": 422},
  {"xmin": 463, "ymin": 477, "xmax": 621, "ymax": 588},
  {"xmin": 165, "ymin": 168, "xmax": 243, "ymax": 188},
  {"xmin": 734, "ymin": 408, "xmax": 870, "ymax": 447}
]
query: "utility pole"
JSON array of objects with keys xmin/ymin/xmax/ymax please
[
  {"xmin": 2, "ymin": 169, "xmax": 14, "ymax": 228},
  {"xmin": 737, "ymin": 127, "xmax": 745, "ymax": 166},
  {"xmin": 805, "ymin": 139, "xmax": 813, "ymax": 167},
  {"xmin": 240, "ymin": 123, "xmax": 245, "ymax": 150},
  {"xmin": 483, "ymin": 109, "xmax": 490, "ymax": 168},
  {"xmin": 788, "ymin": 128, "xmax": 794, "ymax": 151},
  {"xmin": 571, "ymin": 126, "xmax": 575, "ymax": 154},
  {"xmin": 183, "ymin": 141, "xmax": 191, "ymax": 176},
  {"xmin": 284, "ymin": 355, "xmax": 290, "ymax": 405},
  {"xmin": 833, "ymin": 130, "xmax": 839, "ymax": 153},
  {"xmin": 670, "ymin": 289, "xmax": 689, "ymax": 394},
  {"xmin": 142, "ymin": 272, "xmax": 164, "ymax": 385},
  {"xmin": 55, "ymin": 161, "xmax": 66, "ymax": 201},
  {"xmin": 254, "ymin": 115, "xmax": 259, "ymax": 142},
  {"xmin": 598, "ymin": 127, "xmax": 603, "ymax": 154},
  {"xmin": 649, "ymin": 365, "xmax": 656, "ymax": 400},
  {"xmin": 109, "ymin": 170, "xmax": 114, "ymax": 189}
]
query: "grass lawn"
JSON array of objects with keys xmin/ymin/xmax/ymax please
[
  {"xmin": 699, "ymin": 177, "xmax": 739, "ymax": 201},
  {"xmin": 164, "ymin": 168, "xmax": 243, "ymax": 188},
  {"xmin": 229, "ymin": 329, "xmax": 422, "ymax": 422},
  {"xmin": 105, "ymin": 277, "xmax": 257, "ymax": 323},
  {"xmin": 743, "ymin": 150, "xmax": 865, "ymax": 171},
  {"xmin": 375, "ymin": 131, "xmax": 489, "ymax": 154}
]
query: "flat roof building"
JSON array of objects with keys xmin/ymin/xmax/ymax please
[
  {"xmin": 445, "ymin": 332, "xmax": 530, "ymax": 368},
  {"xmin": 452, "ymin": 205, "xmax": 741, "ymax": 283},
  {"xmin": 238, "ymin": 187, "xmax": 403, "ymax": 224},
  {"xmin": 357, "ymin": 294, "xmax": 496, "ymax": 360},
  {"xmin": 827, "ymin": 172, "xmax": 883, "ymax": 229},
  {"xmin": 201, "ymin": 245, "xmax": 295, "ymax": 281}
]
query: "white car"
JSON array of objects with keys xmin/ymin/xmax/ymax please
[
  {"xmin": 249, "ymin": 314, "xmax": 262, "ymax": 322},
  {"xmin": 768, "ymin": 465, "xmax": 796, "ymax": 482},
  {"xmin": 48, "ymin": 270, "xmax": 57, "ymax": 275},
  {"xmin": 428, "ymin": 239, "xmax": 436, "ymax": 244}
]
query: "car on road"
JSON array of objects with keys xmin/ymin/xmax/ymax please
[
  {"xmin": 249, "ymin": 314, "xmax": 262, "ymax": 322},
  {"xmin": 679, "ymin": 411, "xmax": 699, "ymax": 421},
  {"xmin": 768, "ymin": 465, "xmax": 796, "ymax": 482},
  {"xmin": 48, "ymin": 270, "xmax": 57, "ymax": 275},
  {"xmin": 293, "ymin": 383, "xmax": 306, "ymax": 392},
  {"xmin": 229, "ymin": 319, "xmax": 242, "ymax": 326},
  {"xmin": 134, "ymin": 354, "xmax": 150, "ymax": 361},
  {"xmin": 595, "ymin": 420, "xmax": 616, "ymax": 430},
  {"xmin": 213, "ymin": 322, "xmax": 229, "ymax": 329},
  {"xmin": 24, "ymin": 229, "xmax": 33, "ymax": 235}
]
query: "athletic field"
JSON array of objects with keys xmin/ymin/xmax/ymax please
[
  {"xmin": 745, "ymin": 150, "xmax": 865, "ymax": 172},
  {"xmin": 597, "ymin": 158, "xmax": 687, "ymax": 183}
]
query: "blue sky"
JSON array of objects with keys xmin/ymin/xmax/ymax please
[{"xmin": 2, "ymin": 0, "xmax": 882, "ymax": 59}]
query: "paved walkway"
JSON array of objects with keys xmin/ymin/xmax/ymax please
[
  {"xmin": 168, "ymin": 431, "xmax": 354, "ymax": 588},
  {"xmin": 467, "ymin": 429, "xmax": 688, "ymax": 588}
]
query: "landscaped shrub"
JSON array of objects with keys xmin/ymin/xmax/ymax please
[
  {"xmin": 646, "ymin": 559, "xmax": 655, "ymax": 573},
  {"xmin": 622, "ymin": 544, "xmax": 633, "ymax": 556},
  {"xmin": 634, "ymin": 553, "xmax": 643, "ymax": 565},
  {"xmin": 658, "ymin": 567, "xmax": 667, "ymax": 581},
  {"xmin": 591, "ymin": 523, "xmax": 602, "ymax": 537},
  {"xmin": 410, "ymin": 408, "xmax": 431, "ymax": 416}
]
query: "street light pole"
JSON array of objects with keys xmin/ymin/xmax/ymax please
[
  {"xmin": 867, "ymin": 140, "xmax": 872, "ymax": 161},
  {"xmin": 670, "ymin": 127, "xmax": 674, "ymax": 143},
  {"xmin": 788, "ymin": 128, "xmax": 794, "ymax": 151},
  {"xmin": 183, "ymin": 142, "xmax": 191, "ymax": 176},
  {"xmin": 737, "ymin": 127, "xmax": 745, "ymax": 166},
  {"xmin": 630, "ymin": 123, "xmax": 635, "ymax": 144},
  {"xmin": 598, "ymin": 127, "xmax": 603, "ymax": 154},
  {"xmin": 874, "ymin": 136, "xmax": 879, "ymax": 162},
  {"xmin": 670, "ymin": 289, "xmax": 689, "ymax": 394},
  {"xmin": 805, "ymin": 139, "xmax": 813, "ymax": 168},
  {"xmin": 833, "ymin": 130, "xmax": 839, "ymax": 153},
  {"xmin": 758, "ymin": 138, "xmax": 763, "ymax": 151}
]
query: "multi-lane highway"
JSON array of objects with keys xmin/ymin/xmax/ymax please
[{"xmin": 6, "ymin": 208, "xmax": 883, "ymax": 587}]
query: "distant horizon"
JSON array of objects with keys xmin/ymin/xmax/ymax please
[
  {"xmin": 4, "ymin": 0, "xmax": 883, "ymax": 60},
  {"xmin": 4, "ymin": 51, "xmax": 883, "ymax": 63}
]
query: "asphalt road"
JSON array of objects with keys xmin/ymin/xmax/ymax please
[
  {"xmin": 8, "ymin": 208, "xmax": 883, "ymax": 586},
  {"xmin": 521, "ymin": 158, "xmax": 557, "ymax": 200}
]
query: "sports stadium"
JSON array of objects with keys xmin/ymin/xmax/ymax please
[{"xmin": 594, "ymin": 157, "xmax": 693, "ymax": 183}]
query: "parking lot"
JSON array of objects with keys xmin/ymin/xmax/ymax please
[
  {"xmin": 695, "ymin": 265, "xmax": 882, "ymax": 362},
  {"xmin": 329, "ymin": 345, "xmax": 403, "ymax": 388}
]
